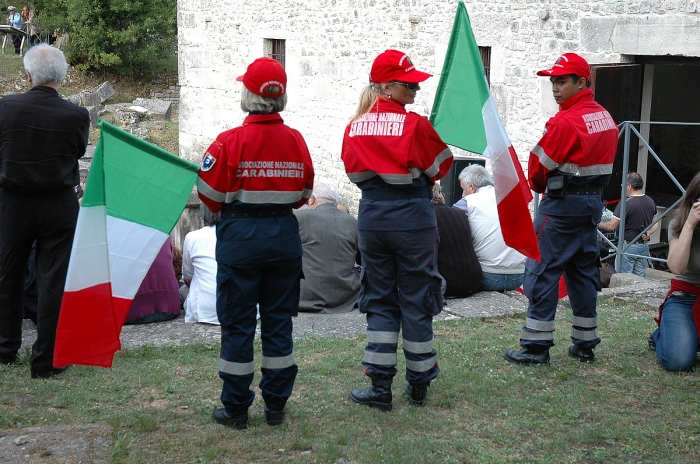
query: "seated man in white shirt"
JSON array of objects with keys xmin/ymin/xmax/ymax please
[
  {"xmin": 181, "ymin": 203, "xmax": 220, "ymax": 324},
  {"xmin": 453, "ymin": 164, "xmax": 526, "ymax": 291}
]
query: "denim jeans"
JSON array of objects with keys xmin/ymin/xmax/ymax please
[
  {"xmin": 482, "ymin": 272, "xmax": 524, "ymax": 292},
  {"xmin": 618, "ymin": 242, "xmax": 649, "ymax": 278},
  {"xmin": 652, "ymin": 294, "xmax": 698, "ymax": 371}
]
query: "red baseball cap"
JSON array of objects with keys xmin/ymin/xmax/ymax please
[
  {"xmin": 536, "ymin": 53, "xmax": 591, "ymax": 81},
  {"xmin": 369, "ymin": 49, "xmax": 432, "ymax": 84},
  {"xmin": 236, "ymin": 57, "xmax": 286, "ymax": 98}
]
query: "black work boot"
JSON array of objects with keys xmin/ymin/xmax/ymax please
[
  {"xmin": 504, "ymin": 347, "xmax": 550, "ymax": 365},
  {"xmin": 405, "ymin": 384, "xmax": 428, "ymax": 406},
  {"xmin": 568, "ymin": 344, "xmax": 595, "ymax": 362},
  {"xmin": 349, "ymin": 383, "xmax": 392, "ymax": 411},
  {"xmin": 212, "ymin": 407, "xmax": 248, "ymax": 430},
  {"xmin": 264, "ymin": 406, "xmax": 285, "ymax": 426}
]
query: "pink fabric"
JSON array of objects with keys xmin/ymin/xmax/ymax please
[{"xmin": 126, "ymin": 241, "xmax": 180, "ymax": 323}]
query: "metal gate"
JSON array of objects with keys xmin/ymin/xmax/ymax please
[{"xmin": 600, "ymin": 121, "xmax": 700, "ymax": 272}]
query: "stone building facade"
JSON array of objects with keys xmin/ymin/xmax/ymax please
[{"xmin": 177, "ymin": 0, "xmax": 700, "ymax": 211}]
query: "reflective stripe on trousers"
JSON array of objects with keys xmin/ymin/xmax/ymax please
[
  {"xmin": 217, "ymin": 257, "xmax": 301, "ymax": 413},
  {"xmin": 521, "ymin": 214, "xmax": 601, "ymax": 348},
  {"xmin": 358, "ymin": 228, "xmax": 441, "ymax": 385}
]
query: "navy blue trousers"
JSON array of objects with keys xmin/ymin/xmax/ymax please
[
  {"xmin": 522, "ymin": 214, "xmax": 601, "ymax": 349},
  {"xmin": 217, "ymin": 257, "xmax": 301, "ymax": 414},
  {"xmin": 358, "ymin": 228, "xmax": 441, "ymax": 386}
]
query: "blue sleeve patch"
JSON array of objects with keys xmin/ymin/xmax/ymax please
[{"xmin": 201, "ymin": 152, "xmax": 216, "ymax": 171}]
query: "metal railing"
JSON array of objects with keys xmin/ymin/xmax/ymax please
[
  {"xmin": 531, "ymin": 120, "xmax": 698, "ymax": 272},
  {"xmin": 599, "ymin": 121, "xmax": 700, "ymax": 272}
]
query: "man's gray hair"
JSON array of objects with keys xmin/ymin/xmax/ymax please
[
  {"xmin": 432, "ymin": 182, "xmax": 445, "ymax": 204},
  {"xmin": 240, "ymin": 86, "xmax": 287, "ymax": 114},
  {"xmin": 199, "ymin": 203, "xmax": 221, "ymax": 227},
  {"xmin": 312, "ymin": 178, "xmax": 339, "ymax": 204},
  {"xmin": 458, "ymin": 164, "xmax": 493, "ymax": 189},
  {"xmin": 627, "ymin": 172, "xmax": 644, "ymax": 191},
  {"xmin": 23, "ymin": 44, "xmax": 68, "ymax": 86}
]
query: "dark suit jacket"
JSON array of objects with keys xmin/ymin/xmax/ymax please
[
  {"xmin": 296, "ymin": 203, "xmax": 360, "ymax": 313},
  {"xmin": 434, "ymin": 203, "xmax": 482, "ymax": 297},
  {"xmin": 0, "ymin": 85, "xmax": 89, "ymax": 193}
]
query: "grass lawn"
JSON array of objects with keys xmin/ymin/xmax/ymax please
[{"xmin": 1, "ymin": 296, "xmax": 699, "ymax": 463}]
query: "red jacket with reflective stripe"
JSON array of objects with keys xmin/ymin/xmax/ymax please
[
  {"xmin": 341, "ymin": 97, "xmax": 452, "ymax": 185},
  {"xmin": 196, "ymin": 113, "xmax": 314, "ymax": 213},
  {"xmin": 528, "ymin": 88, "xmax": 618, "ymax": 193}
]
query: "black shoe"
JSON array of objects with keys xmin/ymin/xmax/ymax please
[
  {"xmin": 405, "ymin": 384, "xmax": 428, "ymax": 406},
  {"xmin": 648, "ymin": 335, "xmax": 656, "ymax": 351},
  {"xmin": 31, "ymin": 365, "xmax": 70, "ymax": 379},
  {"xmin": 568, "ymin": 345, "xmax": 595, "ymax": 363},
  {"xmin": 349, "ymin": 384, "xmax": 392, "ymax": 411},
  {"xmin": 1, "ymin": 354, "xmax": 18, "ymax": 366},
  {"xmin": 212, "ymin": 407, "xmax": 248, "ymax": 430},
  {"xmin": 264, "ymin": 406, "xmax": 285, "ymax": 426},
  {"xmin": 504, "ymin": 348, "xmax": 550, "ymax": 365}
]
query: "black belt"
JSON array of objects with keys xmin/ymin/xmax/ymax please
[
  {"xmin": 362, "ymin": 187, "xmax": 430, "ymax": 200},
  {"xmin": 546, "ymin": 185, "xmax": 602, "ymax": 195},
  {"xmin": 221, "ymin": 206, "xmax": 293, "ymax": 218}
]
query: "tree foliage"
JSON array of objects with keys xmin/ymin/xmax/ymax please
[{"xmin": 34, "ymin": 0, "xmax": 177, "ymax": 76}]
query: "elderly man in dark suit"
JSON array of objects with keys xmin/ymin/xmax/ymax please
[
  {"xmin": 296, "ymin": 178, "xmax": 361, "ymax": 313},
  {"xmin": 0, "ymin": 44, "xmax": 89, "ymax": 378}
]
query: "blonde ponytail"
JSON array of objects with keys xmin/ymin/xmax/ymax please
[{"xmin": 349, "ymin": 84, "xmax": 384, "ymax": 124}]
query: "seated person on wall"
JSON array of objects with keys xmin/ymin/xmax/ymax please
[
  {"xmin": 125, "ymin": 240, "xmax": 181, "ymax": 324},
  {"xmin": 172, "ymin": 245, "xmax": 184, "ymax": 288},
  {"xmin": 432, "ymin": 183, "xmax": 482, "ymax": 298},
  {"xmin": 599, "ymin": 244, "xmax": 615, "ymax": 289},
  {"xmin": 296, "ymin": 178, "xmax": 361, "ymax": 314},
  {"xmin": 181, "ymin": 203, "xmax": 220, "ymax": 325},
  {"xmin": 453, "ymin": 164, "xmax": 526, "ymax": 291}
]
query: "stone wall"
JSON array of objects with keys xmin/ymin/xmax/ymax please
[
  {"xmin": 177, "ymin": 0, "xmax": 700, "ymax": 212},
  {"xmin": 151, "ymin": 85, "xmax": 181, "ymax": 111}
]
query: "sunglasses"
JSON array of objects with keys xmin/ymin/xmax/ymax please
[{"xmin": 391, "ymin": 82, "xmax": 419, "ymax": 90}]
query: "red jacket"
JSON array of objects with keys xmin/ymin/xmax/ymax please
[
  {"xmin": 197, "ymin": 113, "xmax": 314, "ymax": 212},
  {"xmin": 528, "ymin": 88, "xmax": 618, "ymax": 193},
  {"xmin": 341, "ymin": 97, "xmax": 452, "ymax": 185}
]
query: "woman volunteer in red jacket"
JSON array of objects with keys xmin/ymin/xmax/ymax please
[
  {"xmin": 342, "ymin": 49, "xmax": 453, "ymax": 410},
  {"xmin": 197, "ymin": 57, "xmax": 314, "ymax": 429}
]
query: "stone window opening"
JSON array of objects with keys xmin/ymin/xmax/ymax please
[
  {"xmin": 265, "ymin": 38, "xmax": 286, "ymax": 68},
  {"xmin": 479, "ymin": 46, "xmax": 491, "ymax": 87}
]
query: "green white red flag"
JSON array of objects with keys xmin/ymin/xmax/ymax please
[
  {"xmin": 53, "ymin": 121, "xmax": 199, "ymax": 367},
  {"xmin": 430, "ymin": 1, "xmax": 540, "ymax": 261}
]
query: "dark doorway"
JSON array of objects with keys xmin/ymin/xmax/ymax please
[
  {"xmin": 590, "ymin": 64, "xmax": 644, "ymax": 205},
  {"xmin": 592, "ymin": 58, "xmax": 700, "ymax": 208},
  {"xmin": 643, "ymin": 62, "xmax": 700, "ymax": 207}
]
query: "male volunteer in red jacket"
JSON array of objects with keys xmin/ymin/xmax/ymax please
[
  {"xmin": 197, "ymin": 57, "xmax": 314, "ymax": 429},
  {"xmin": 505, "ymin": 53, "xmax": 619, "ymax": 365}
]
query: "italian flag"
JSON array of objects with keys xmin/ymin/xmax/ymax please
[
  {"xmin": 54, "ymin": 121, "xmax": 199, "ymax": 368},
  {"xmin": 430, "ymin": 1, "xmax": 540, "ymax": 261}
]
